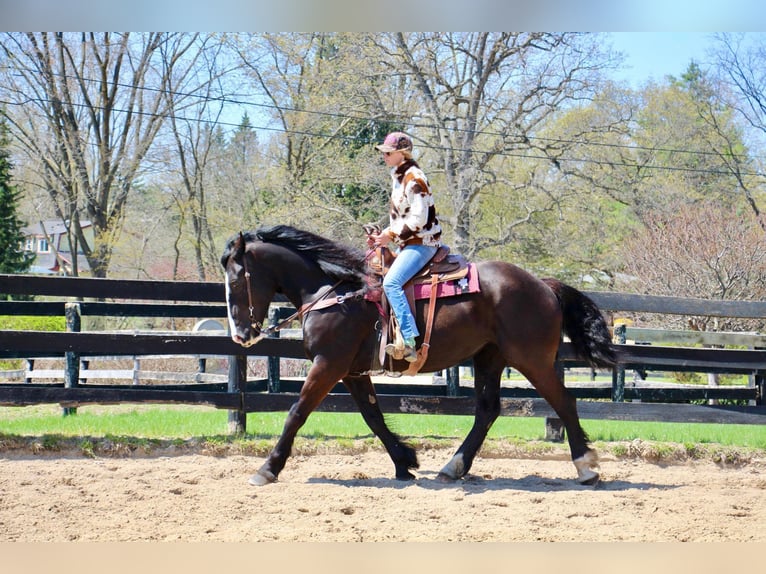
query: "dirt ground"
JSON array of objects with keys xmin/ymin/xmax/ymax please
[{"xmin": 1, "ymin": 442, "xmax": 765, "ymax": 543}]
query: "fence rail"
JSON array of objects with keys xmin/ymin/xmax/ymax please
[{"xmin": 1, "ymin": 273, "xmax": 765, "ymax": 431}]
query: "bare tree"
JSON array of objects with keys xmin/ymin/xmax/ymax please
[
  {"xmin": 619, "ymin": 200, "xmax": 766, "ymax": 394},
  {"xmin": 229, "ymin": 33, "xmax": 391, "ymax": 240},
  {"xmin": 0, "ymin": 32, "xmax": 204, "ymax": 277},
  {"xmin": 161, "ymin": 35, "xmax": 233, "ymax": 281},
  {"xmin": 364, "ymin": 32, "xmax": 618, "ymax": 258},
  {"xmin": 620, "ymin": 200, "xmax": 766, "ymax": 332},
  {"xmin": 711, "ymin": 33, "xmax": 766, "ymax": 233}
]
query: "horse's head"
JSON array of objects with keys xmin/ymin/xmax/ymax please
[
  {"xmin": 222, "ymin": 224, "xmax": 371, "ymax": 347},
  {"xmin": 221, "ymin": 232, "xmax": 275, "ymax": 347}
]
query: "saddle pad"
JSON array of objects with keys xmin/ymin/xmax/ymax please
[{"xmin": 412, "ymin": 263, "xmax": 480, "ymax": 300}]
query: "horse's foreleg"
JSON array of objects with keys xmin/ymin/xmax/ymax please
[
  {"xmin": 249, "ymin": 400, "xmax": 302, "ymax": 486},
  {"xmin": 249, "ymin": 358, "xmax": 340, "ymax": 486},
  {"xmin": 342, "ymin": 375, "xmax": 419, "ymax": 480},
  {"xmin": 438, "ymin": 346, "xmax": 504, "ymax": 481}
]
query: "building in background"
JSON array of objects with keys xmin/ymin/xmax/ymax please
[{"xmin": 21, "ymin": 220, "xmax": 92, "ymax": 275}]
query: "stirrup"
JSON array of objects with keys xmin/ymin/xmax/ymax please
[{"xmin": 384, "ymin": 342, "xmax": 405, "ymax": 360}]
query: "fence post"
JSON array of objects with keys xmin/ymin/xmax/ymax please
[
  {"xmin": 63, "ymin": 302, "xmax": 81, "ymax": 416},
  {"xmin": 545, "ymin": 417, "xmax": 565, "ymax": 442},
  {"xmin": 79, "ymin": 359, "xmax": 89, "ymax": 385},
  {"xmin": 267, "ymin": 306, "xmax": 281, "ymax": 393},
  {"xmin": 752, "ymin": 344, "xmax": 764, "ymax": 406},
  {"xmin": 227, "ymin": 354, "xmax": 247, "ymax": 434},
  {"xmin": 611, "ymin": 323, "xmax": 626, "ymax": 402},
  {"xmin": 132, "ymin": 357, "xmax": 140, "ymax": 385},
  {"xmin": 25, "ymin": 359, "xmax": 34, "ymax": 384},
  {"xmin": 446, "ymin": 365, "xmax": 460, "ymax": 397}
]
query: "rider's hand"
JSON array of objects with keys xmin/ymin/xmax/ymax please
[{"xmin": 369, "ymin": 231, "xmax": 392, "ymax": 248}]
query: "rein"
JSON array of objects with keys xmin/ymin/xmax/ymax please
[
  {"xmin": 269, "ymin": 279, "xmax": 347, "ymax": 335},
  {"xmin": 241, "ymin": 248, "xmax": 365, "ymax": 337}
]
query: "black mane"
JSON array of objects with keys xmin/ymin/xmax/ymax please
[{"xmin": 222, "ymin": 225, "xmax": 368, "ymax": 285}]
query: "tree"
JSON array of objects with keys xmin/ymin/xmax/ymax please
[
  {"xmin": 230, "ymin": 33, "xmax": 393, "ymax": 240},
  {"xmin": 208, "ymin": 113, "xmax": 271, "ymax": 234},
  {"xmin": 474, "ymin": 83, "xmax": 639, "ymax": 284},
  {"xmin": 618, "ymin": 199, "xmax": 766, "ymax": 393},
  {"xmin": 0, "ymin": 32, "xmax": 207, "ymax": 277},
  {"xmin": 709, "ymin": 33, "xmax": 766, "ymax": 234},
  {"xmin": 619, "ymin": 200, "xmax": 766, "ymax": 332},
  {"xmin": 363, "ymin": 32, "xmax": 618, "ymax": 258},
  {"xmin": 162, "ymin": 35, "xmax": 232, "ymax": 281},
  {"xmin": 0, "ymin": 113, "xmax": 34, "ymax": 282},
  {"xmin": 535, "ymin": 65, "xmax": 756, "ymax": 286}
]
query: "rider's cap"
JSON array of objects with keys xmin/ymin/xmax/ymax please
[{"xmin": 375, "ymin": 132, "xmax": 413, "ymax": 153}]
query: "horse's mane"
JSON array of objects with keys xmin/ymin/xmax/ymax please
[{"xmin": 223, "ymin": 225, "xmax": 368, "ymax": 285}]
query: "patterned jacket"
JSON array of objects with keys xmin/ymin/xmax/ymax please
[{"xmin": 385, "ymin": 159, "xmax": 442, "ymax": 248}]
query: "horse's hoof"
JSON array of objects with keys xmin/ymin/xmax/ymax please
[
  {"xmin": 578, "ymin": 473, "xmax": 600, "ymax": 486},
  {"xmin": 395, "ymin": 471, "xmax": 416, "ymax": 481},
  {"xmin": 248, "ymin": 470, "xmax": 277, "ymax": 486},
  {"xmin": 436, "ymin": 472, "xmax": 458, "ymax": 483},
  {"xmin": 437, "ymin": 454, "xmax": 465, "ymax": 481},
  {"xmin": 573, "ymin": 450, "xmax": 600, "ymax": 486}
]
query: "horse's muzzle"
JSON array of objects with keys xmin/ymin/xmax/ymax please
[{"xmin": 231, "ymin": 332, "xmax": 266, "ymax": 348}]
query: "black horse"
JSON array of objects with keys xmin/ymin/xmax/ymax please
[{"xmin": 221, "ymin": 225, "xmax": 617, "ymax": 486}]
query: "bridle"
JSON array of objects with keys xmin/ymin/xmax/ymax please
[
  {"xmin": 238, "ymin": 247, "xmax": 349, "ymax": 338},
  {"xmin": 232, "ymin": 233, "xmax": 383, "ymax": 342},
  {"xmin": 241, "ymin": 253, "xmax": 263, "ymax": 334}
]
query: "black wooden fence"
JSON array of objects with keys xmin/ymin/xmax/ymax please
[{"xmin": 1, "ymin": 273, "xmax": 765, "ymax": 432}]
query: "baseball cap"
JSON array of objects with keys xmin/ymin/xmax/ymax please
[{"xmin": 375, "ymin": 132, "xmax": 413, "ymax": 153}]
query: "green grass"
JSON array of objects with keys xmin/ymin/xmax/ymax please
[
  {"xmin": 580, "ymin": 418, "xmax": 766, "ymax": 448},
  {"xmin": 2, "ymin": 404, "xmax": 765, "ymax": 452},
  {"xmin": 0, "ymin": 405, "xmax": 229, "ymax": 439}
]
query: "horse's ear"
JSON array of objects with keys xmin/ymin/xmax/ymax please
[{"xmin": 234, "ymin": 232, "xmax": 246, "ymax": 259}]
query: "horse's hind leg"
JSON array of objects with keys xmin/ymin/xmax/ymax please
[
  {"xmin": 438, "ymin": 345, "xmax": 505, "ymax": 481},
  {"xmin": 522, "ymin": 364, "xmax": 600, "ymax": 485},
  {"xmin": 343, "ymin": 375, "xmax": 419, "ymax": 480}
]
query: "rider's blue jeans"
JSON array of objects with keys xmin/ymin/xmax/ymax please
[{"xmin": 382, "ymin": 244, "xmax": 438, "ymax": 345}]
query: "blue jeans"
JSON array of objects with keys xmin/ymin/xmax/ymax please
[{"xmin": 382, "ymin": 244, "xmax": 438, "ymax": 345}]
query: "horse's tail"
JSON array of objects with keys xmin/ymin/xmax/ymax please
[{"xmin": 543, "ymin": 278, "xmax": 618, "ymax": 369}]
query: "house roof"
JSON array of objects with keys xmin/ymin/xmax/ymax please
[{"xmin": 21, "ymin": 220, "xmax": 92, "ymax": 236}]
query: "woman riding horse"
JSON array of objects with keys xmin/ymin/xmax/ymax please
[{"xmin": 222, "ymin": 225, "xmax": 617, "ymax": 486}]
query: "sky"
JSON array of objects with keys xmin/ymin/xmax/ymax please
[
  {"xmin": 607, "ymin": 32, "xmax": 766, "ymax": 88},
  {"xmin": 609, "ymin": 32, "xmax": 720, "ymax": 86}
]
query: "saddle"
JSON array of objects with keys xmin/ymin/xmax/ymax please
[
  {"xmin": 364, "ymin": 225, "xmax": 473, "ymax": 376},
  {"xmin": 370, "ymin": 244, "xmax": 471, "ymax": 286},
  {"xmin": 364, "ymin": 222, "xmax": 471, "ymax": 284}
]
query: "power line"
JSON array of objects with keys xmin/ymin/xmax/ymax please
[
  {"xmin": 1, "ymin": 68, "xmax": 764, "ymax": 178},
  {"xmin": 2, "ymin": 62, "xmax": 757, "ymax": 162}
]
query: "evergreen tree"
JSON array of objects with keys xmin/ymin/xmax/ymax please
[{"xmin": 0, "ymin": 114, "xmax": 34, "ymax": 280}]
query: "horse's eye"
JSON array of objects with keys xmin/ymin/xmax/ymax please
[{"xmin": 229, "ymin": 278, "xmax": 244, "ymax": 290}]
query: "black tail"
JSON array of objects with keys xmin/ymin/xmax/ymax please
[{"xmin": 543, "ymin": 278, "xmax": 618, "ymax": 369}]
